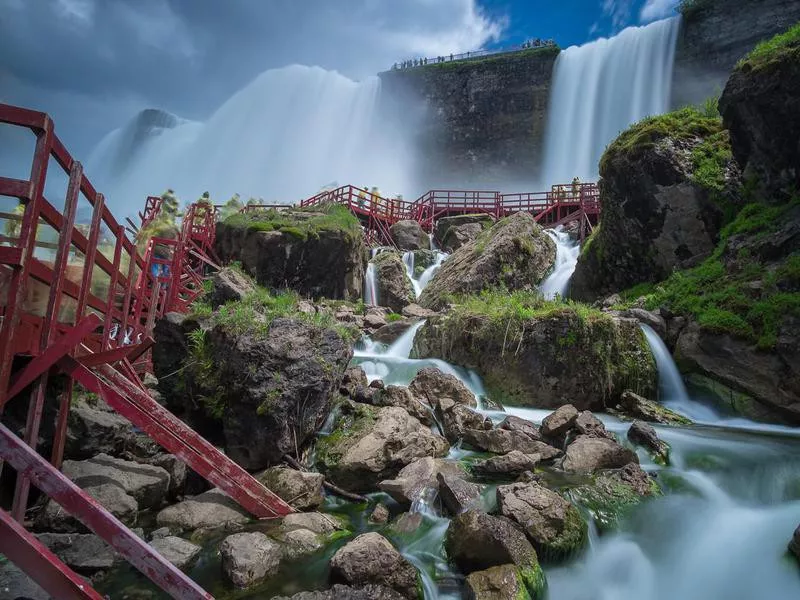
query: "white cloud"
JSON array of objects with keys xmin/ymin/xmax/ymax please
[
  {"xmin": 601, "ymin": 0, "xmax": 635, "ymax": 31},
  {"xmin": 640, "ymin": 0, "xmax": 679, "ymax": 22},
  {"xmin": 55, "ymin": 0, "xmax": 95, "ymax": 25}
]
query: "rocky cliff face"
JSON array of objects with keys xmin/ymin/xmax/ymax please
[
  {"xmin": 671, "ymin": 0, "xmax": 800, "ymax": 108},
  {"xmin": 379, "ymin": 48, "xmax": 559, "ymax": 190}
]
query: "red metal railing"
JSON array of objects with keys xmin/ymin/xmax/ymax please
[{"xmin": 0, "ymin": 102, "xmax": 293, "ymax": 600}]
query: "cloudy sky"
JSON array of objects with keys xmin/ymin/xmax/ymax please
[{"xmin": 0, "ymin": 0, "xmax": 679, "ymax": 164}]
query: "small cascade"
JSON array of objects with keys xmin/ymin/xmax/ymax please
[
  {"xmin": 640, "ymin": 324, "xmax": 690, "ymax": 404},
  {"xmin": 540, "ymin": 226, "xmax": 580, "ymax": 299},
  {"xmin": 402, "ymin": 250, "xmax": 449, "ymax": 299},
  {"xmin": 363, "ymin": 262, "xmax": 379, "ymax": 306},
  {"xmin": 402, "ymin": 251, "xmax": 423, "ymax": 298}
]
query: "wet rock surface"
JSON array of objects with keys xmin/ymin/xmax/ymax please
[
  {"xmin": 559, "ymin": 435, "xmax": 639, "ymax": 473},
  {"xmin": 156, "ymin": 488, "xmax": 251, "ymax": 532},
  {"xmin": 472, "ymin": 450, "xmax": 542, "ymax": 477},
  {"xmin": 220, "ymin": 531, "xmax": 282, "ymax": 588},
  {"xmin": 149, "ymin": 536, "xmax": 202, "ymax": 570},
  {"xmin": 257, "ymin": 466, "xmax": 325, "ymax": 511},
  {"xmin": 371, "ymin": 251, "xmax": 416, "ymax": 312}
]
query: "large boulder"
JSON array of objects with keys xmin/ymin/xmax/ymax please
[
  {"xmin": 437, "ymin": 473, "xmax": 483, "ymax": 515},
  {"xmin": 613, "ymin": 390, "xmax": 693, "ymax": 425},
  {"xmin": 215, "ymin": 206, "xmax": 367, "ymax": 301},
  {"xmin": 440, "ymin": 404, "xmax": 493, "ymax": 444},
  {"xmin": 186, "ymin": 317, "xmax": 352, "ymax": 470},
  {"xmin": 496, "ymin": 482, "xmax": 588, "ymax": 561},
  {"xmin": 330, "ymin": 533, "xmax": 419, "ymax": 599},
  {"xmin": 372, "ymin": 385, "xmax": 436, "ymax": 426},
  {"xmin": 413, "ymin": 306, "xmax": 656, "ymax": 411},
  {"xmin": 571, "ymin": 108, "xmax": 740, "ymax": 301},
  {"xmin": 35, "ymin": 533, "xmax": 116, "ymax": 573},
  {"xmin": 257, "ymin": 466, "xmax": 325, "ymax": 511},
  {"xmin": 627, "ymin": 421, "xmax": 670, "ymax": 464},
  {"xmin": 390, "ymin": 220, "xmax": 430, "ymax": 251},
  {"xmin": 559, "ymin": 435, "xmax": 638, "ymax": 474},
  {"xmin": 462, "ymin": 429, "xmax": 561, "ymax": 459},
  {"xmin": 472, "ymin": 451, "xmax": 543, "ymax": 478},
  {"xmin": 719, "ymin": 29, "xmax": 800, "ymax": 200},
  {"xmin": 150, "ymin": 536, "xmax": 202, "ymax": 570},
  {"xmin": 371, "ymin": 252, "xmax": 416, "ymax": 312},
  {"xmin": 220, "ymin": 531, "xmax": 282, "ymax": 589},
  {"xmin": 418, "ymin": 212, "xmax": 556, "ymax": 310},
  {"xmin": 409, "ymin": 367, "xmax": 478, "ymax": 411},
  {"xmin": 35, "ymin": 482, "xmax": 138, "ymax": 533},
  {"xmin": 65, "ymin": 399, "xmax": 133, "ymax": 460},
  {"xmin": 156, "ymin": 488, "xmax": 251, "ymax": 532},
  {"xmin": 790, "ymin": 524, "xmax": 800, "ymax": 566},
  {"xmin": 465, "ymin": 564, "xmax": 538, "ymax": 600},
  {"xmin": 675, "ymin": 320, "xmax": 800, "ymax": 425},
  {"xmin": 209, "ymin": 266, "xmax": 257, "ymax": 309},
  {"xmin": 315, "ymin": 402, "xmax": 450, "ymax": 493},
  {"xmin": 433, "ymin": 214, "xmax": 494, "ymax": 253},
  {"xmin": 378, "ymin": 457, "xmax": 466, "ymax": 505}
]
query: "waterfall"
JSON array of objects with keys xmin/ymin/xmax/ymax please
[
  {"xmin": 542, "ymin": 17, "xmax": 680, "ymax": 184},
  {"xmin": 402, "ymin": 250, "xmax": 449, "ymax": 299},
  {"xmin": 540, "ymin": 226, "xmax": 580, "ymax": 299},
  {"xmin": 640, "ymin": 324, "xmax": 690, "ymax": 405},
  {"xmin": 402, "ymin": 251, "xmax": 423, "ymax": 298},
  {"xmin": 364, "ymin": 263, "xmax": 379, "ymax": 306},
  {"xmin": 88, "ymin": 65, "xmax": 413, "ymax": 214}
]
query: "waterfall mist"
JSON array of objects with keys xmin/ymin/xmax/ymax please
[
  {"xmin": 542, "ymin": 17, "xmax": 680, "ymax": 184},
  {"xmin": 88, "ymin": 65, "xmax": 415, "ymax": 213}
]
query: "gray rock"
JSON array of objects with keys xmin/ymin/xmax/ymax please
[
  {"xmin": 437, "ymin": 473, "xmax": 482, "ymax": 515},
  {"xmin": 615, "ymin": 390, "xmax": 692, "ymax": 425},
  {"xmin": 444, "ymin": 510, "xmax": 540, "ymax": 574},
  {"xmin": 220, "ymin": 531, "xmax": 282, "ymax": 589},
  {"xmin": 379, "ymin": 457, "xmax": 465, "ymax": 505},
  {"xmin": 389, "ymin": 220, "xmax": 430, "ymax": 251},
  {"xmin": 789, "ymin": 524, "xmax": 800, "ymax": 566},
  {"xmin": 465, "ymin": 564, "xmax": 529, "ymax": 600},
  {"xmin": 65, "ymin": 400, "xmax": 133, "ymax": 460},
  {"xmin": 441, "ymin": 404, "xmax": 492, "ymax": 444},
  {"xmin": 627, "ymin": 421, "xmax": 670, "ymax": 463},
  {"xmin": 62, "ymin": 453, "xmax": 170, "ymax": 510},
  {"xmin": 149, "ymin": 453, "xmax": 187, "ymax": 498},
  {"xmin": 472, "ymin": 451, "xmax": 541, "ymax": 477},
  {"xmin": 257, "ymin": 466, "xmax": 325, "ymax": 511},
  {"xmin": 35, "ymin": 533, "xmax": 116, "ymax": 573},
  {"xmin": 496, "ymin": 482, "xmax": 588, "ymax": 560},
  {"xmin": 282, "ymin": 528, "xmax": 325, "ymax": 560},
  {"xmin": 463, "ymin": 429, "xmax": 561, "ymax": 459},
  {"xmin": 434, "ymin": 215, "xmax": 494, "ymax": 252},
  {"xmin": 156, "ymin": 488, "xmax": 250, "ymax": 532},
  {"xmin": 369, "ymin": 503, "xmax": 391, "ymax": 524},
  {"xmin": 560, "ymin": 435, "xmax": 638, "ymax": 474},
  {"xmin": 341, "ymin": 366, "xmax": 369, "ymax": 398},
  {"xmin": 371, "ymin": 320, "xmax": 415, "ymax": 345},
  {"xmin": 409, "ymin": 367, "xmax": 478, "ymax": 411},
  {"xmin": 35, "ymin": 482, "xmax": 138, "ymax": 533},
  {"xmin": 373, "ymin": 385, "xmax": 435, "ymax": 426},
  {"xmin": 0, "ymin": 563, "xmax": 49, "ymax": 600},
  {"xmin": 402, "ymin": 304, "xmax": 438, "ymax": 319},
  {"xmin": 622, "ymin": 308, "xmax": 667, "ymax": 339},
  {"xmin": 541, "ymin": 405, "xmax": 579, "ymax": 440},
  {"xmin": 499, "ymin": 415, "xmax": 542, "ymax": 440},
  {"xmin": 274, "ymin": 584, "xmax": 406, "ymax": 600},
  {"xmin": 150, "ymin": 527, "xmax": 171, "ymax": 540},
  {"xmin": 209, "ymin": 266, "xmax": 256, "ymax": 309},
  {"xmin": 371, "ymin": 252, "xmax": 415, "ymax": 312},
  {"xmin": 149, "ymin": 536, "xmax": 202, "ymax": 570},
  {"xmin": 574, "ymin": 411, "xmax": 612, "ymax": 439},
  {"xmin": 281, "ymin": 512, "xmax": 346, "ymax": 535},
  {"xmin": 330, "ymin": 533, "xmax": 418, "ymax": 599}
]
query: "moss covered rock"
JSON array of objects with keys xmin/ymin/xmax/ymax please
[
  {"xmin": 411, "ymin": 290, "xmax": 656, "ymax": 410},
  {"xmin": 371, "ymin": 252, "xmax": 416, "ymax": 313},
  {"xmin": 418, "ymin": 213, "xmax": 555, "ymax": 311},
  {"xmin": 465, "ymin": 563, "xmax": 546, "ymax": 600},
  {"xmin": 571, "ymin": 107, "xmax": 741, "ymax": 301}
]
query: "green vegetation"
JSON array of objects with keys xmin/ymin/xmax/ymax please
[
  {"xmin": 738, "ymin": 22, "xmax": 800, "ymax": 71},
  {"xmin": 600, "ymin": 106, "xmax": 722, "ymax": 173},
  {"xmin": 386, "ymin": 312, "xmax": 404, "ymax": 322},
  {"xmin": 537, "ymin": 505, "xmax": 588, "ymax": 562},
  {"xmin": 519, "ymin": 563, "xmax": 548, "ymax": 600},
  {"xmin": 223, "ymin": 203, "xmax": 362, "ymax": 243},
  {"xmin": 567, "ymin": 472, "xmax": 661, "ymax": 533},
  {"xmin": 679, "ymin": 0, "xmax": 715, "ymax": 19},
  {"xmin": 315, "ymin": 402, "xmax": 377, "ymax": 470},
  {"xmin": 186, "ymin": 328, "xmax": 226, "ymax": 419},
  {"xmin": 623, "ymin": 199, "xmax": 800, "ymax": 348}
]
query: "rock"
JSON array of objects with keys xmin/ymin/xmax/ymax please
[
  {"xmin": 281, "ymin": 512, "xmax": 346, "ymax": 535},
  {"xmin": 440, "ymin": 404, "xmax": 492, "ymax": 443},
  {"xmin": 369, "ymin": 503, "xmax": 391, "ymax": 524},
  {"xmin": 316, "ymin": 402, "xmax": 450, "ymax": 493},
  {"xmin": 560, "ymin": 435, "xmax": 638, "ymax": 474},
  {"xmin": 209, "ymin": 266, "xmax": 256, "ymax": 309},
  {"xmin": 499, "ymin": 416, "xmax": 542, "ymax": 440},
  {"xmin": 571, "ymin": 110, "xmax": 739, "ymax": 301},
  {"xmin": 257, "ymin": 466, "xmax": 325, "ymax": 511},
  {"xmin": 282, "ymin": 528, "xmax": 325, "ymax": 559},
  {"xmin": 391, "ymin": 512, "xmax": 424, "ymax": 536},
  {"xmin": 444, "ymin": 510, "xmax": 541, "ymax": 574},
  {"xmin": 409, "ymin": 367, "xmax": 478, "ymax": 411},
  {"xmin": 341, "ymin": 366, "xmax": 369, "ymax": 398},
  {"xmin": 472, "ymin": 451, "xmax": 542, "ymax": 477},
  {"xmin": 574, "ymin": 411, "xmax": 613, "ymax": 440},
  {"xmin": 418, "ymin": 212, "xmax": 556, "ymax": 310},
  {"xmin": 463, "ymin": 429, "xmax": 560, "ymax": 460},
  {"xmin": 496, "ymin": 482, "xmax": 588, "ymax": 561},
  {"xmin": 390, "ymin": 220, "xmax": 430, "ymax": 251},
  {"xmin": 150, "ymin": 527, "xmax": 171, "ymax": 540},
  {"xmin": 627, "ymin": 421, "xmax": 670, "ymax": 464},
  {"xmin": 789, "ymin": 524, "xmax": 800, "ymax": 566},
  {"xmin": 437, "ymin": 473, "xmax": 483, "ymax": 515},
  {"xmin": 220, "ymin": 531, "xmax": 282, "ymax": 589},
  {"xmin": 195, "ymin": 317, "xmax": 352, "ymax": 470},
  {"xmin": 622, "ymin": 308, "xmax": 667, "ymax": 339},
  {"xmin": 402, "ymin": 304, "xmax": 439, "ymax": 319},
  {"xmin": 65, "ymin": 400, "xmax": 133, "ymax": 460},
  {"xmin": 675, "ymin": 320, "xmax": 800, "ymax": 425},
  {"xmin": 568, "ymin": 463, "xmax": 660, "ymax": 532},
  {"xmin": 372, "ymin": 385, "xmax": 435, "ymax": 426},
  {"xmin": 34, "ymin": 533, "xmax": 116, "ymax": 573},
  {"xmin": 35, "ymin": 482, "xmax": 138, "ymax": 533},
  {"xmin": 214, "ymin": 206, "xmax": 367, "ymax": 301},
  {"xmin": 364, "ymin": 313, "xmax": 388, "ymax": 330},
  {"xmin": 465, "ymin": 564, "xmax": 538, "ymax": 600},
  {"xmin": 353, "ymin": 385, "xmax": 377, "ymax": 404},
  {"xmin": 719, "ymin": 35, "xmax": 800, "ymax": 200},
  {"xmin": 372, "ymin": 252, "xmax": 416, "ymax": 312},
  {"xmin": 156, "ymin": 488, "xmax": 250, "ymax": 532},
  {"xmin": 372, "ymin": 320, "xmax": 415, "ymax": 344},
  {"xmin": 147, "ymin": 453, "xmax": 187, "ymax": 499},
  {"xmin": 0, "ymin": 563, "xmax": 49, "ymax": 600},
  {"xmin": 602, "ymin": 294, "xmax": 623, "ymax": 309},
  {"xmin": 152, "ymin": 312, "xmax": 203, "ymax": 412},
  {"xmin": 434, "ymin": 214, "xmax": 494, "ymax": 253},
  {"xmin": 62, "ymin": 453, "xmax": 169, "ymax": 510},
  {"xmin": 379, "ymin": 457, "xmax": 465, "ymax": 505},
  {"xmin": 275, "ymin": 584, "xmax": 406, "ymax": 600},
  {"xmin": 541, "ymin": 405, "xmax": 579, "ymax": 441},
  {"xmin": 413, "ymin": 313, "xmax": 656, "ymax": 411},
  {"xmin": 150, "ymin": 536, "xmax": 202, "ymax": 570},
  {"xmin": 370, "ymin": 379, "xmax": 385, "ymax": 390},
  {"xmin": 614, "ymin": 390, "xmax": 693, "ymax": 425},
  {"xmin": 330, "ymin": 533, "xmax": 419, "ymax": 599}
]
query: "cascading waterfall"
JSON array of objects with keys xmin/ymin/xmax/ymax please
[
  {"xmin": 88, "ymin": 65, "xmax": 414, "ymax": 213},
  {"xmin": 402, "ymin": 250, "xmax": 449, "ymax": 299},
  {"xmin": 363, "ymin": 262, "xmax": 379, "ymax": 306},
  {"xmin": 540, "ymin": 226, "xmax": 580, "ymax": 299},
  {"xmin": 542, "ymin": 17, "xmax": 680, "ymax": 184},
  {"xmin": 640, "ymin": 324, "xmax": 690, "ymax": 406}
]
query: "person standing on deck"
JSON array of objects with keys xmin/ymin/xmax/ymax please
[
  {"xmin": 357, "ymin": 186, "xmax": 367, "ymax": 210},
  {"xmin": 571, "ymin": 176, "xmax": 581, "ymax": 201}
]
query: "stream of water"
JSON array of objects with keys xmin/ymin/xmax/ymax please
[{"xmin": 540, "ymin": 227, "xmax": 581, "ymax": 300}]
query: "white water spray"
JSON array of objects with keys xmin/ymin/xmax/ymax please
[
  {"xmin": 540, "ymin": 226, "xmax": 580, "ymax": 299},
  {"xmin": 401, "ymin": 250, "xmax": 449, "ymax": 299},
  {"xmin": 542, "ymin": 17, "xmax": 680, "ymax": 184},
  {"xmin": 364, "ymin": 263, "xmax": 379, "ymax": 306}
]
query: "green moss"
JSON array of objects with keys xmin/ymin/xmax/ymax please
[
  {"xmin": 538, "ymin": 505, "xmax": 589, "ymax": 562},
  {"xmin": 315, "ymin": 403, "xmax": 377, "ymax": 470},
  {"xmin": 691, "ymin": 129, "xmax": 735, "ymax": 217},
  {"xmin": 600, "ymin": 107, "xmax": 722, "ymax": 174},
  {"xmin": 386, "ymin": 312, "xmax": 404, "ymax": 322},
  {"xmin": 566, "ymin": 472, "xmax": 661, "ymax": 533},
  {"xmin": 256, "ymin": 389, "xmax": 281, "ymax": 416},
  {"xmin": 186, "ymin": 328, "xmax": 226, "ymax": 419},
  {"xmin": 518, "ymin": 563, "xmax": 548, "ymax": 600},
  {"xmin": 737, "ymin": 22, "xmax": 800, "ymax": 71},
  {"xmin": 223, "ymin": 203, "xmax": 362, "ymax": 243}
]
